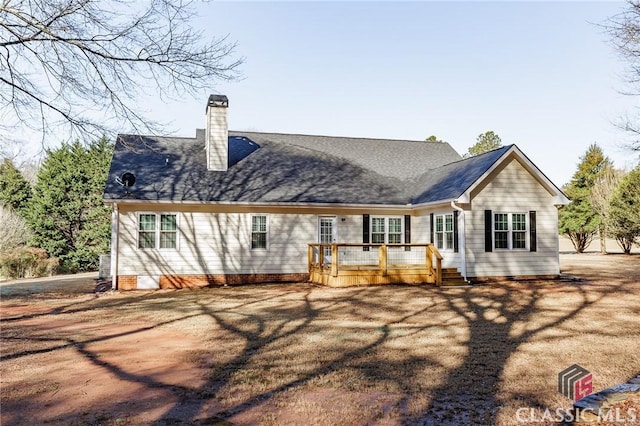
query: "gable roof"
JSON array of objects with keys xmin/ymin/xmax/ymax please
[
  {"xmin": 411, "ymin": 146, "xmax": 511, "ymax": 204},
  {"xmin": 103, "ymin": 131, "xmax": 567, "ymax": 207},
  {"xmin": 105, "ymin": 131, "xmax": 457, "ymax": 205},
  {"xmin": 240, "ymin": 132, "xmax": 462, "ymax": 180}
]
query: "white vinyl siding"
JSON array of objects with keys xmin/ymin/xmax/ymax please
[
  {"xmin": 465, "ymin": 158, "xmax": 560, "ymax": 277},
  {"xmin": 117, "ymin": 211, "xmax": 441, "ymax": 277},
  {"xmin": 118, "ymin": 211, "xmax": 368, "ymax": 276}
]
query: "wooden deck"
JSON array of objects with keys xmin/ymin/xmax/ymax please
[{"xmin": 308, "ymin": 243, "xmax": 446, "ymax": 287}]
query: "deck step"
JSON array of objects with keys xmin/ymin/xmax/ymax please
[{"xmin": 441, "ymin": 268, "xmax": 467, "ymax": 286}]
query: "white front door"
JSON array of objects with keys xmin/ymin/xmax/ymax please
[{"xmin": 318, "ymin": 217, "xmax": 337, "ymax": 258}]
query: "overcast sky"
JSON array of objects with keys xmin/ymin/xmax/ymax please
[{"xmin": 20, "ymin": 1, "xmax": 640, "ymax": 187}]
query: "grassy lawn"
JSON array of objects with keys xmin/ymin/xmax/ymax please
[{"xmin": 1, "ymin": 254, "xmax": 639, "ymax": 425}]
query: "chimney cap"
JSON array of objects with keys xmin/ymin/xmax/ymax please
[{"xmin": 207, "ymin": 94, "xmax": 229, "ymax": 110}]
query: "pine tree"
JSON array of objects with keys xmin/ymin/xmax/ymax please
[
  {"xmin": 464, "ymin": 131, "xmax": 503, "ymax": 158},
  {"xmin": 608, "ymin": 167, "xmax": 640, "ymax": 253},
  {"xmin": 425, "ymin": 135, "xmax": 445, "ymax": 143},
  {"xmin": 0, "ymin": 158, "xmax": 32, "ymax": 212},
  {"xmin": 25, "ymin": 137, "xmax": 113, "ymax": 272},
  {"xmin": 559, "ymin": 144, "xmax": 612, "ymax": 253}
]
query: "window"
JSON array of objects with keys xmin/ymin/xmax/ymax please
[
  {"xmin": 494, "ymin": 213, "xmax": 527, "ymax": 250},
  {"xmin": 251, "ymin": 215, "xmax": 268, "ymax": 249},
  {"xmin": 512, "ymin": 213, "xmax": 527, "ymax": 249},
  {"xmin": 371, "ymin": 217, "xmax": 385, "ymax": 244},
  {"xmin": 138, "ymin": 213, "xmax": 177, "ymax": 249},
  {"xmin": 370, "ymin": 216, "xmax": 403, "ymax": 244},
  {"xmin": 160, "ymin": 214, "xmax": 177, "ymax": 249},
  {"xmin": 434, "ymin": 213, "xmax": 454, "ymax": 250},
  {"xmin": 494, "ymin": 213, "xmax": 509, "ymax": 249}
]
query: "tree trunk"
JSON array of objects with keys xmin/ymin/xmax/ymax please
[
  {"xmin": 616, "ymin": 236, "xmax": 633, "ymax": 254},
  {"xmin": 599, "ymin": 225, "xmax": 607, "ymax": 254}
]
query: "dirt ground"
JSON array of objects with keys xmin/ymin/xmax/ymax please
[{"xmin": 1, "ymin": 253, "xmax": 639, "ymax": 426}]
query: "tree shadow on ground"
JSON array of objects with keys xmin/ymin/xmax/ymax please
[{"xmin": 1, "ymin": 265, "xmax": 637, "ymax": 425}]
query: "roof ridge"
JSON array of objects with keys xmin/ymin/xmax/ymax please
[
  {"xmin": 434, "ymin": 144, "xmax": 512, "ymax": 168},
  {"xmin": 229, "ymin": 130, "xmax": 448, "ymax": 145},
  {"xmin": 118, "ymin": 133, "xmax": 196, "ymax": 140}
]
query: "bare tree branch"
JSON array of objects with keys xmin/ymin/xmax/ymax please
[
  {"xmin": 0, "ymin": 0, "xmax": 242, "ymax": 144},
  {"xmin": 606, "ymin": 1, "xmax": 640, "ymax": 153}
]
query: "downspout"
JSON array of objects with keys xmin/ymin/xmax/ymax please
[
  {"xmin": 110, "ymin": 203, "xmax": 119, "ymax": 290},
  {"xmin": 451, "ymin": 200, "xmax": 467, "ymax": 281}
]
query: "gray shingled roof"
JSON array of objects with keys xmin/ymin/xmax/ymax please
[
  {"xmin": 103, "ymin": 130, "xmax": 509, "ymax": 205},
  {"xmin": 410, "ymin": 145, "xmax": 511, "ymax": 204}
]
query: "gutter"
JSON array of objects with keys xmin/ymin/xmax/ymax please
[
  {"xmin": 110, "ymin": 203, "xmax": 119, "ymax": 290},
  {"xmin": 451, "ymin": 200, "xmax": 467, "ymax": 281},
  {"xmin": 103, "ymin": 198, "xmax": 458, "ymax": 211}
]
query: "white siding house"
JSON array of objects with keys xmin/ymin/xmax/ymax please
[{"xmin": 104, "ymin": 95, "xmax": 569, "ymax": 290}]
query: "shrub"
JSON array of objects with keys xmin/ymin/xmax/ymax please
[
  {"xmin": 0, "ymin": 206, "xmax": 32, "ymax": 252},
  {"xmin": 0, "ymin": 247, "xmax": 59, "ymax": 279}
]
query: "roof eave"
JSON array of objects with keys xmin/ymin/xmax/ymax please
[
  {"xmin": 102, "ymin": 198, "xmax": 413, "ymax": 210},
  {"xmin": 410, "ymin": 198, "xmax": 459, "ymax": 209}
]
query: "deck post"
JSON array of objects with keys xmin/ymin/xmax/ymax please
[
  {"xmin": 308, "ymin": 245, "xmax": 313, "ymax": 273},
  {"xmin": 319, "ymin": 245, "xmax": 324, "ymax": 270},
  {"xmin": 331, "ymin": 244, "xmax": 338, "ymax": 277},
  {"xmin": 426, "ymin": 244, "xmax": 433, "ymax": 274},
  {"xmin": 379, "ymin": 244, "xmax": 387, "ymax": 276},
  {"xmin": 436, "ymin": 257, "xmax": 442, "ymax": 285}
]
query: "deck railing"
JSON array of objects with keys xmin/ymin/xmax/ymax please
[{"xmin": 308, "ymin": 243, "xmax": 443, "ymax": 285}]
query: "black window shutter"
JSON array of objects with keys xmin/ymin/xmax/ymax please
[
  {"xmin": 430, "ymin": 213, "xmax": 434, "ymax": 244},
  {"xmin": 529, "ymin": 211, "xmax": 537, "ymax": 252},
  {"xmin": 484, "ymin": 210, "xmax": 493, "ymax": 252},
  {"xmin": 363, "ymin": 214, "xmax": 370, "ymax": 251},
  {"xmin": 404, "ymin": 215, "xmax": 411, "ymax": 251},
  {"xmin": 453, "ymin": 210, "xmax": 459, "ymax": 253}
]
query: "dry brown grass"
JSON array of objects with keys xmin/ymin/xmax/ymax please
[{"xmin": 1, "ymin": 253, "xmax": 639, "ymax": 425}]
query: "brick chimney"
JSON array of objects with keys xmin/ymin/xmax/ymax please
[{"xmin": 205, "ymin": 94, "xmax": 229, "ymax": 171}]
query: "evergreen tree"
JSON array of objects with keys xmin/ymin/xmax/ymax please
[
  {"xmin": 25, "ymin": 137, "xmax": 113, "ymax": 272},
  {"xmin": 608, "ymin": 167, "xmax": 640, "ymax": 253},
  {"xmin": 559, "ymin": 144, "xmax": 612, "ymax": 253},
  {"xmin": 425, "ymin": 135, "xmax": 445, "ymax": 143},
  {"xmin": 464, "ymin": 131, "xmax": 503, "ymax": 158},
  {"xmin": 0, "ymin": 158, "xmax": 32, "ymax": 212}
]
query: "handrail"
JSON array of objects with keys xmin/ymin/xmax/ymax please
[
  {"xmin": 426, "ymin": 244, "xmax": 443, "ymax": 285},
  {"xmin": 308, "ymin": 243, "xmax": 443, "ymax": 285},
  {"xmin": 310, "ymin": 243, "xmax": 439, "ymax": 247}
]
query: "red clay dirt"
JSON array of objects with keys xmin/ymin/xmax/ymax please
[
  {"xmin": 1, "ymin": 315, "xmax": 214, "ymax": 425},
  {"xmin": 1, "ymin": 253, "xmax": 639, "ymax": 425}
]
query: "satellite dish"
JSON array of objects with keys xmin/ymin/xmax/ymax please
[{"xmin": 121, "ymin": 172, "xmax": 136, "ymax": 187}]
